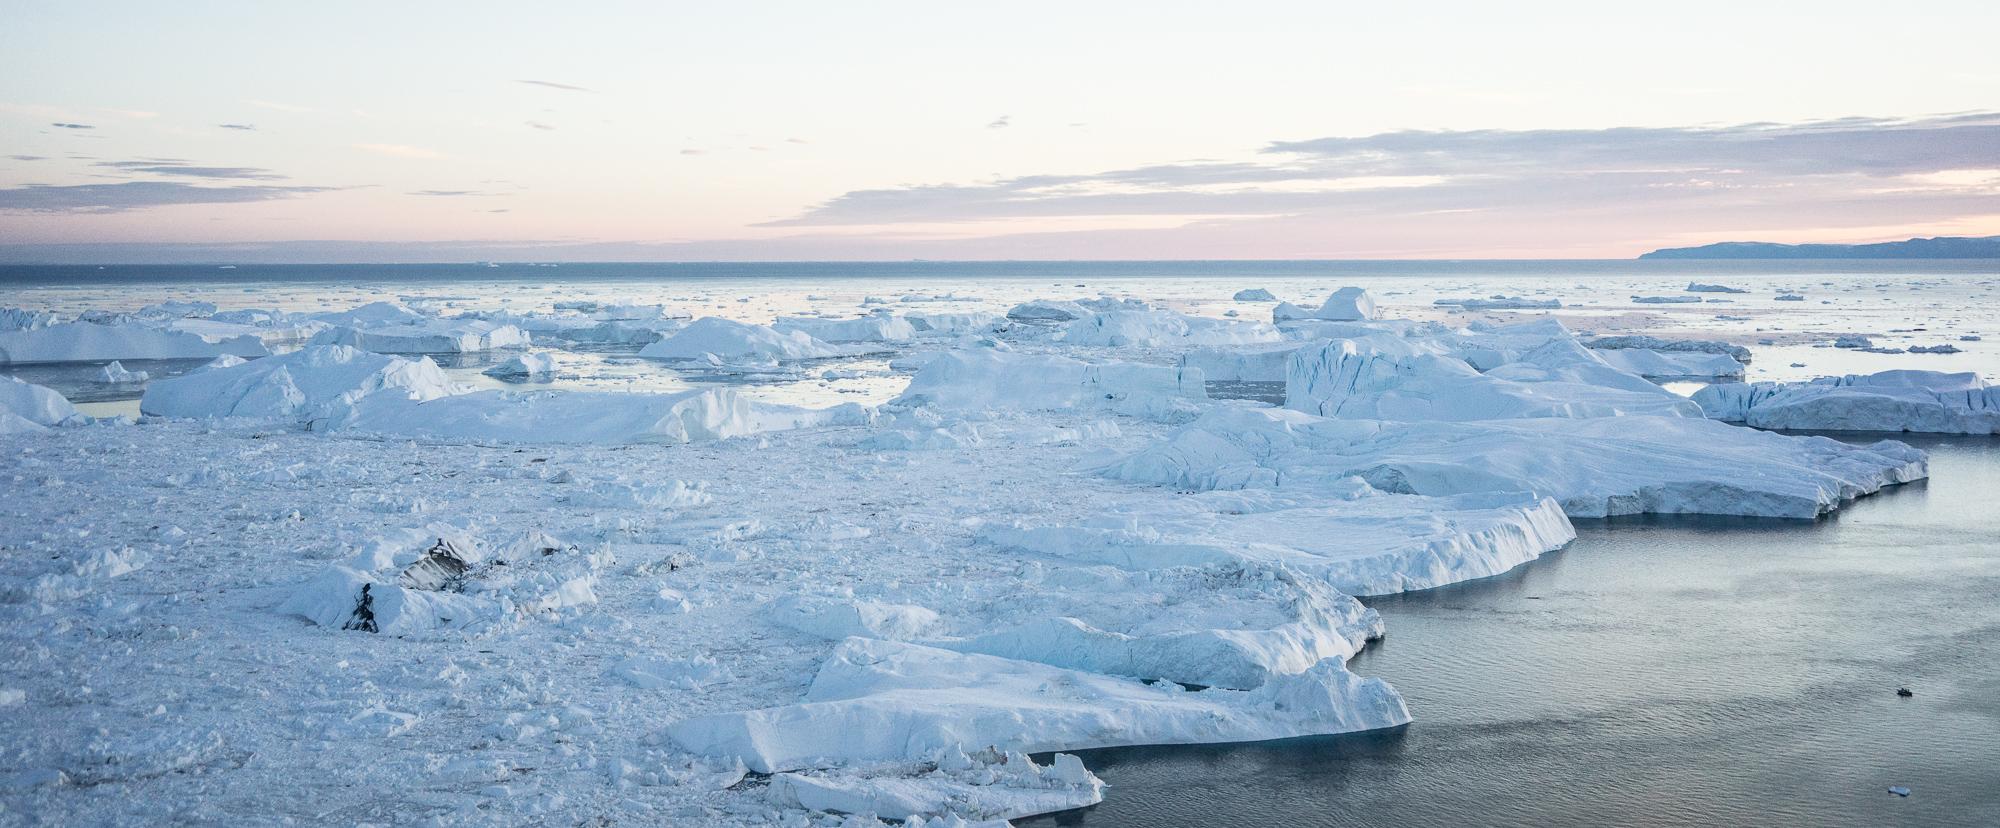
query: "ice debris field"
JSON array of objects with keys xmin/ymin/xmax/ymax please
[{"xmin": 0, "ymin": 273, "xmax": 1994, "ymax": 825}]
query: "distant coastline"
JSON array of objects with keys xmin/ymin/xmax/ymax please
[{"xmin": 1640, "ymin": 235, "xmax": 2000, "ymax": 260}]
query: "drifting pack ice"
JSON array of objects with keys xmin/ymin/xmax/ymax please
[{"xmin": 0, "ymin": 287, "xmax": 1949, "ymax": 825}]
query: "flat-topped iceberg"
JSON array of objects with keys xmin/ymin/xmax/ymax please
[
  {"xmin": 1180, "ymin": 342, "xmax": 1306, "ymax": 383},
  {"xmin": 640, "ymin": 317, "xmax": 852, "ymax": 362},
  {"xmin": 989, "ymin": 490, "xmax": 1574, "ymax": 597},
  {"xmin": 1435, "ymin": 296, "xmax": 1561, "ymax": 310},
  {"xmin": 1286, "ymin": 335, "xmax": 1701, "ymax": 421},
  {"xmin": 339, "ymin": 387, "xmax": 770, "ymax": 444},
  {"xmin": 1057, "ymin": 309, "xmax": 1280, "ymax": 348},
  {"xmin": 1098, "ymin": 406, "xmax": 1926, "ymax": 519},
  {"xmin": 1592, "ymin": 348, "xmax": 1745, "ymax": 380},
  {"xmin": 773, "ymin": 313, "xmax": 916, "ymax": 343},
  {"xmin": 0, "ymin": 321, "xmax": 269, "ymax": 365},
  {"xmin": 1233, "ymin": 288, "xmax": 1278, "ymax": 302},
  {"xmin": 892, "ymin": 349, "xmax": 1205, "ymax": 420},
  {"xmin": 667, "ymin": 637, "xmax": 1409, "ymax": 774},
  {"xmin": 140, "ymin": 345, "xmax": 455, "ymax": 424},
  {"xmin": 1582, "ymin": 334, "xmax": 1752, "ymax": 364},
  {"xmin": 1694, "ymin": 370, "xmax": 2000, "ymax": 434},
  {"xmin": 308, "ymin": 318, "xmax": 529, "ymax": 354}
]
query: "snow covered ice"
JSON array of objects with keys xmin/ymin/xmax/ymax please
[{"xmin": 0, "ymin": 281, "xmax": 1961, "ymax": 826}]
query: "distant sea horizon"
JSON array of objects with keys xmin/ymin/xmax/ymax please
[{"xmin": 3, "ymin": 258, "xmax": 1997, "ymax": 287}]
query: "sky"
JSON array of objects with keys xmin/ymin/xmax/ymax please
[{"xmin": 3, "ymin": 0, "xmax": 1999, "ymax": 262}]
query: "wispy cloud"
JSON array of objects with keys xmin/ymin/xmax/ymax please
[
  {"xmin": 986, "ymin": 115, "xmax": 1011, "ymax": 129},
  {"xmin": 524, "ymin": 120, "xmax": 555, "ymax": 131},
  {"xmin": 218, "ymin": 123, "xmax": 257, "ymax": 131},
  {"xmin": 353, "ymin": 143, "xmax": 445, "ymax": 159},
  {"xmin": 7, "ymin": 155, "xmax": 46, "ymax": 162},
  {"xmin": 765, "ymin": 113, "xmax": 2000, "ymax": 235},
  {"xmin": 50, "ymin": 122, "xmax": 94, "ymax": 130},
  {"xmin": 407, "ymin": 189, "xmax": 509, "ymax": 197},
  {"xmin": 95, "ymin": 160, "xmax": 287, "ymax": 181},
  {"xmin": 0, "ymin": 181, "xmax": 333, "ymax": 213},
  {"xmin": 516, "ymin": 79, "xmax": 592, "ymax": 93}
]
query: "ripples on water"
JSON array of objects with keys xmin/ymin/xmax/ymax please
[{"xmin": 1023, "ymin": 437, "xmax": 2000, "ymax": 827}]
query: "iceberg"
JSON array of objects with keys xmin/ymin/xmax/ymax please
[
  {"xmin": 667, "ymin": 637, "xmax": 1409, "ymax": 774},
  {"xmin": 0, "ymin": 376, "xmax": 79, "ymax": 430},
  {"xmin": 337, "ymin": 387, "xmax": 765, "ymax": 444},
  {"xmin": 1685, "ymin": 283, "xmax": 1749, "ymax": 293},
  {"xmin": 1434, "ymin": 296, "xmax": 1561, "ymax": 310},
  {"xmin": 94, "ymin": 361, "xmax": 150, "ymax": 384},
  {"xmin": 1582, "ymin": 334, "xmax": 1752, "ymax": 364},
  {"xmin": 891, "ymin": 349, "xmax": 1206, "ymax": 420},
  {"xmin": 308, "ymin": 319, "xmax": 529, "ymax": 354},
  {"xmin": 1591, "ymin": 348, "xmax": 1745, "ymax": 380},
  {"xmin": 988, "ymin": 491, "xmax": 1573, "ymax": 599},
  {"xmin": 1097, "ymin": 406, "xmax": 1926, "ymax": 519},
  {"xmin": 773, "ymin": 313, "xmax": 916, "ymax": 343},
  {"xmin": 482, "ymin": 351, "xmax": 559, "ymax": 379},
  {"xmin": 0, "ymin": 322, "xmax": 269, "ymax": 365},
  {"xmin": 1057, "ymin": 309, "xmax": 1280, "ymax": 348},
  {"xmin": 1179, "ymin": 343, "xmax": 1305, "ymax": 383},
  {"xmin": 639, "ymin": 317, "xmax": 851, "ymax": 362},
  {"xmin": 1273, "ymin": 287, "xmax": 1376, "ymax": 322},
  {"xmin": 0, "ymin": 307, "xmax": 58, "ymax": 332},
  {"xmin": 139, "ymin": 345, "xmax": 455, "ymax": 424},
  {"xmin": 1285, "ymin": 336, "xmax": 1701, "ymax": 421},
  {"xmin": 1694, "ymin": 371, "xmax": 2000, "ymax": 434},
  {"xmin": 1233, "ymin": 288, "xmax": 1278, "ymax": 302}
]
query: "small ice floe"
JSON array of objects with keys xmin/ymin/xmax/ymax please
[
  {"xmin": 1433, "ymin": 295, "xmax": 1561, "ymax": 310},
  {"xmin": 1685, "ymin": 282, "xmax": 1748, "ymax": 293},
  {"xmin": 1888, "ymin": 786, "xmax": 1911, "ymax": 797},
  {"xmin": 1909, "ymin": 344, "xmax": 1961, "ymax": 354},
  {"xmin": 1233, "ymin": 288, "xmax": 1278, "ymax": 302},
  {"xmin": 1631, "ymin": 295, "xmax": 1703, "ymax": 304},
  {"xmin": 94, "ymin": 361, "xmax": 150, "ymax": 383},
  {"xmin": 1775, "ymin": 293, "xmax": 1807, "ymax": 301},
  {"xmin": 482, "ymin": 350, "xmax": 559, "ymax": 379},
  {"xmin": 1833, "ymin": 335, "xmax": 1874, "ymax": 349}
]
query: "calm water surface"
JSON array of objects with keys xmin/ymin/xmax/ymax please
[{"xmin": 1024, "ymin": 435, "xmax": 2000, "ymax": 827}]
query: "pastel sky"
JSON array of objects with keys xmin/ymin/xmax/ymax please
[{"xmin": 3, "ymin": 0, "xmax": 1999, "ymax": 261}]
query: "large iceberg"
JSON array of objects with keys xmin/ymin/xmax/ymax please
[
  {"xmin": 1285, "ymin": 336, "xmax": 1701, "ymax": 421},
  {"xmin": 1593, "ymin": 347, "xmax": 1745, "ymax": 380},
  {"xmin": 1694, "ymin": 371, "xmax": 2000, "ymax": 434},
  {"xmin": 1056, "ymin": 309, "xmax": 1280, "ymax": 348},
  {"xmin": 1097, "ymin": 406, "xmax": 1926, "ymax": 519},
  {"xmin": 0, "ymin": 376, "xmax": 80, "ymax": 432},
  {"xmin": 667, "ymin": 637, "xmax": 1408, "ymax": 774},
  {"xmin": 308, "ymin": 319, "xmax": 529, "ymax": 354},
  {"xmin": 139, "ymin": 345, "xmax": 455, "ymax": 424},
  {"xmin": 891, "ymin": 350, "xmax": 1206, "ymax": 420},
  {"xmin": 988, "ymin": 490, "xmax": 1575, "ymax": 597},
  {"xmin": 639, "ymin": 317, "xmax": 851, "ymax": 362},
  {"xmin": 338, "ymin": 387, "xmax": 769, "ymax": 445},
  {"xmin": 0, "ymin": 321, "xmax": 269, "ymax": 365},
  {"xmin": 773, "ymin": 313, "xmax": 916, "ymax": 343}
]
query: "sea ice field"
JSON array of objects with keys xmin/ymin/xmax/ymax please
[{"xmin": 1, "ymin": 261, "xmax": 1995, "ymax": 825}]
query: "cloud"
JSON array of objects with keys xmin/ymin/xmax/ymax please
[
  {"xmin": 516, "ymin": 79, "xmax": 593, "ymax": 93},
  {"xmin": 765, "ymin": 113, "xmax": 2000, "ymax": 236},
  {"xmin": 218, "ymin": 123, "xmax": 257, "ymax": 131},
  {"xmin": 524, "ymin": 120, "xmax": 555, "ymax": 131},
  {"xmin": 0, "ymin": 181, "xmax": 333, "ymax": 213},
  {"xmin": 987, "ymin": 115, "xmax": 1011, "ymax": 129},
  {"xmin": 7, "ymin": 155, "xmax": 46, "ymax": 161},
  {"xmin": 680, "ymin": 149, "xmax": 704, "ymax": 156},
  {"xmin": 407, "ymin": 189, "xmax": 508, "ymax": 197},
  {"xmin": 353, "ymin": 143, "xmax": 445, "ymax": 159},
  {"xmin": 50, "ymin": 122, "xmax": 94, "ymax": 130},
  {"xmin": 95, "ymin": 160, "xmax": 287, "ymax": 181}
]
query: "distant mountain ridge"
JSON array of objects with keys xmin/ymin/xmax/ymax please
[{"xmin": 1641, "ymin": 235, "xmax": 2000, "ymax": 260}]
